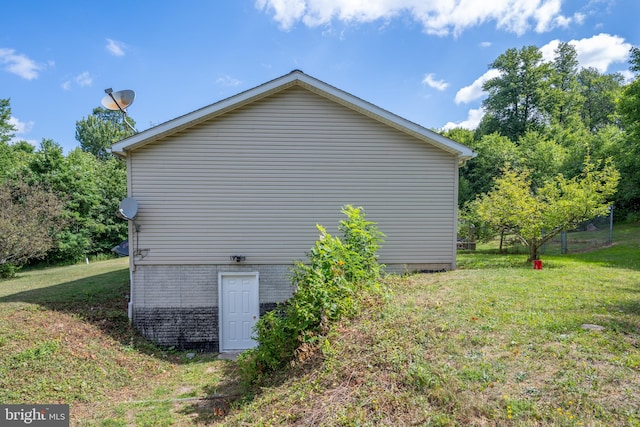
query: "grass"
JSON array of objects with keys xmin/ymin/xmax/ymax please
[
  {"xmin": 0, "ymin": 258, "xmax": 241, "ymax": 426},
  {"xmin": 1, "ymin": 223, "xmax": 639, "ymax": 425},
  {"xmin": 221, "ymin": 223, "xmax": 640, "ymax": 426}
]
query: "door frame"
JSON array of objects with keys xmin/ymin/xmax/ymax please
[{"xmin": 218, "ymin": 271, "xmax": 260, "ymax": 352}]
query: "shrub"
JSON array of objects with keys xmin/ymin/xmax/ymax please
[
  {"xmin": 237, "ymin": 205, "xmax": 386, "ymax": 384},
  {"xmin": 0, "ymin": 263, "xmax": 19, "ymax": 279}
]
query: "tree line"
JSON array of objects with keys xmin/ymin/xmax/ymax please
[
  {"xmin": 1, "ymin": 42, "xmax": 639, "ymax": 274},
  {"xmin": 442, "ymin": 43, "xmax": 639, "ymax": 260},
  {"xmin": 0, "ymin": 104, "xmax": 134, "ymax": 277}
]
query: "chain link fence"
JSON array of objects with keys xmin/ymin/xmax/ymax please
[
  {"xmin": 458, "ymin": 208, "xmax": 615, "ymax": 255},
  {"xmin": 542, "ymin": 211, "xmax": 614, "ymax": 255}
]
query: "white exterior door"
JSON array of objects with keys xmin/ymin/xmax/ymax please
[{"xmin": 219, "ymin": 272, "xmax": 259, "ymax": 352}]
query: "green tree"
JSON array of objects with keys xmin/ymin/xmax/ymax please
[
  {"xmin": 629, "ymin": 46, "xmax": 640, "ymax": 73},
  {"xmin": 546, "ymin": 42, "xmax": 583, "ymax": 127},
  {"xmin": 619, "ymin": 47, "xmax": 640, "ymax": 140},
  {"xmin": 473, "ymin": 160, "xmax": 619, "ymax": 261},
  {"xmin": 590, "ymin": 125, "xmax": 626, "ymax": 162},
  {"xmin": 0, "ymin": 177, "xmax": 66, "ymax": 277},
  {"xmin": 0, "ymin": 99, "xmax": 25, "ymax": 182},
  {"xmin": 0, "ymin": 99, "xmax": 16, "ymax": 145},
  {"xmin": 26, "ymin": 142, "xmax": 127, "ymax": 262},
  {"xmin": 616, "ymin": 47, "xmax": 640, "ymax": 214},
  {"xmin": 441, "ymin": 128, "xmax": 478, "ymax": 205},
  {"xmin": 577, "ymin": 68, "xmax": 623, "ymax": 132},
  {"xmin": 0, "ymin": 140, "xmax": 34, "ymax": 182},
  {"xmin": 517, "ymin": 131, "xmax": 567, "ymax": 187},
  {"xmin": 480, "ymin": 46, "xmax": 551, "ymax": 141},
  {"xmin": 544, "ymin": 121, "xmax": 592, "ymax": 179},
  {"xmin": 75, "ymin": 107, "xmax": 135, "ymax": 159},
  {"xmin": 28, "ymin": 139, "xmax": 65, "ymax": 178},
  {"xmin": 455, "ymin": 132, "xmax": 519, "ymax": 206},
  {"xmin": 92, "ymin": 156, "xmax": 128, "ymax": 253}
]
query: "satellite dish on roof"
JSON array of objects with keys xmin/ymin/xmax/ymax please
[
  {"xmin": 117, "ymin": 197, "xmax": 138, "ymax": 221},
  {"xmin": 101, "ymin": 89, "xmax": 136, "ymax": 111},
  {"xmin": 101, "ymin": 88, "xmax": 138, "ymax": 133}
]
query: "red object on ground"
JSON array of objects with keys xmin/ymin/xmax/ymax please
[{"xmin": 533, "ymin": 260, "xmax": 543, "ymax": 270}]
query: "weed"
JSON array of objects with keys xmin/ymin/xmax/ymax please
[
  {"xmin": 238, "ymin": 206, "xmax": 386, "ymax": 384},
  {"xmin": 11, "ymin": 339, "xmax": 61, "ymax": 364}
]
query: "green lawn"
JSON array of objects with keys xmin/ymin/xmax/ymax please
[
  {"xmin": 224, "ymin": 223, "xmax": 640, "ymax": 426},
  {"xmin": 0, "ymin": 258, "xmax": 239, "ymax": 426},
  {"xmin": 1, "ymin": 224, "xmax": 639, "ymax": 426}
]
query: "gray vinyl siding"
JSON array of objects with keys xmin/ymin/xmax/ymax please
[{"xmin": 128, "ymin": 86, "xmax": 457, "ymax": 266}]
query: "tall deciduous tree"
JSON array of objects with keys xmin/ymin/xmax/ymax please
[
  {"xmin": 27, "ymin": 142, "xmax": 128, "ymax": 262},
  {"xmin": 480, "ymin": 46, "xmax": 551, "ymax": 141},
  {"xmin": 616, "ymin": 46, "xmax": 640, "ymax": 214},
  {"xmin": 0, "ymin": 140, "xmax": 33, "ymax": 182},
  {"xmin": 0, "ymin": 177, "xmax": 66, "ymax": 276},
  {"xmin": 629, "ymin": 46, "xmax": 640, "ymax": 73},
  {"xmin": 473, "ymin": 160, "xmax": 619, "ymax": 261},
  {"xmin": 546, "ymin": 42, "xmax": 583, "ymax": 127},
  {"xmin": 455, "ymin": 132, "xmax": 520, "ymax": 206},
  {"xmin": 0, "ymin": 99, "xmax": 16, "ymax": 145},
  {"xmin": 517, "ymin": 131, "xmax": 567, "ymax": 187},
  {"xmin": 441, "ymin": 128, "xmax": 477, "ymax": 205},
  {"xmin": 75, "ymin": 107, "xmax": 135, "ymax": 159},
  {"xmin": 577, "ymin": 68, "xmax": 623, "ymax": 132}
]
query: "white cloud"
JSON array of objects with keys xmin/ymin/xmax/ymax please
[
  {"xmin": 540, "ymin": 34, "xmax": 631, "ymax": 72},
  {"xmin": 216, "ymin": 75, "xmax": 242, "ymax": 87},
  {"xmin": 455, "ymin": 69, "xmax": 501, "ymax": 104},
  {"xmin": 106, "ymin": 38, "xmax": 126, "ymax": 56},
  {"xmin": 8, "ymin": 116, "xmax": 36, "ymax": 146},
  {"xmin": 422, "ymin": 73, "xmax": 448, "ymax": 91},
  {"xmin": 9, "ymin": 116, "xmax": 34, "ymax": 134},
  {"xmin": 256, "ymin": 0, "xmax": 306, "ymax": 30},
  {"xmin": 570, "ymin": 33, "xmax": 631, "ymax": 72},
  {"xmin": 539, "ymin": 39, "xmax": 560, "ymax": 63},
  {"xmin": 620, "ymin": 70, "xmax": 635, "ymax": 84},
  {"xmin": 61, "ymin": 72, "xmax": 93, "ymax": 90},
  {"xmin": 75, "ymin": 71, "xmax": 93, "ymax": 87},
  {"xmin": 572, "ymin": 12, "xmax": 585, "ymax": 25},
  {"xmin": 0, "ymin": 48, "xmax": 42, "ymax": 80},
  {"xmin": 553, "ymin": 11, "xmax": 583, "ymax": 29},
  {"xmin": 480, "ymin": 41, "xmax": 492, "ymax": 48},
  {"xmin": 442, "ymin": 107, "xmax": 485, "ymax": 131},
  {"xmin": 532, "ymin": 0, "xmax": 585, "ymax": 32},
  {"xmin": 256, "ymin": 0, "xmax": 573, "ymax": 36}
]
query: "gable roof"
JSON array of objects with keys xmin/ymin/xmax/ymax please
[{"xmin": 110, "ymin": 70, "xmax": 475, "ymax": 162}]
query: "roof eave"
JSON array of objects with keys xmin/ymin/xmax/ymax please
[
  {"xmin": 111, "ymin": 70, "xmax": 476, "ymax": 160},
  {"xmin": 294, "ymin": 76, "xmax": 476, "ymax": 159},
  {"xmin": 111, "ymin": 72, "xmax": 303, "ymax": 156}
]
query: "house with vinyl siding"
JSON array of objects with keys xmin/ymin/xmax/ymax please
[{"xmin": 110, "ymin": 70, "xmax": 475, "ymax": 353}]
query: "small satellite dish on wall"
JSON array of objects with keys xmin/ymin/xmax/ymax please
[
  {"xmin": 101, "ymin": 89, "xmax": 136, "ymax": 111},
  {"xmin": 117, "ymin": 197, "xmax": 138, "ymax": 221}
]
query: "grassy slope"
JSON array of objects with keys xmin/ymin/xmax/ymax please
[
  {"xmin": 1, "ymin": 224, "xmax": 638, "ymax": 426},
  {"xmin": 0, "ymin": 258, "xmax": 240, "ymax": 426},
  {"xmin": 223, "ymin": 224, "xmax": 640, "ymax": 426}
]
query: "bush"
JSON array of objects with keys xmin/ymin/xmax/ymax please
[
  {"xmin": 237, "ymin": 205, "xmax": 386, "ymax": 384},
  {"xmin": 0, "ymin": 263, "xmax": 19, "ymax": 279}
]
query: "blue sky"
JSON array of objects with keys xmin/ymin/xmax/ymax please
[{"xmin": 2, "ymin": 0, "xmax": 638, "ymax": 153}]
